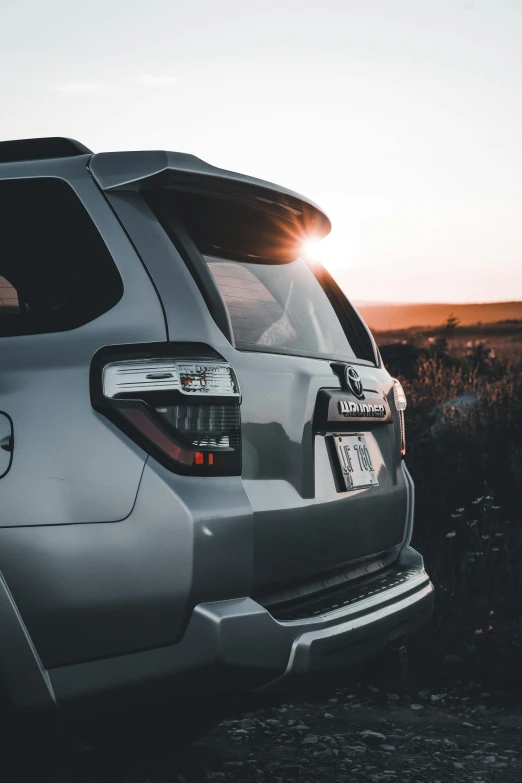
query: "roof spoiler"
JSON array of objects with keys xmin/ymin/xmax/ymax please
[{"xmin": 89, "ymin": 150, "xmax": 331, "ymax": 238}]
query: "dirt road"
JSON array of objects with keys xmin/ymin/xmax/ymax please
[{"xmin": 45, "ymin": 673, "xmax": 521, "ymax": 783}]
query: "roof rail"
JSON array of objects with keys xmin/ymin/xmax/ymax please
[{"xmin": 0, "ymin": 137, "xmax": 92, "ymax": 164}]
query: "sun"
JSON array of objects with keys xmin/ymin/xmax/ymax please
[
  {"xmin": 302, "ymin": 236, "xmax": 325, "ymax": 260},
  {"xmin": 301, "ymin": 233, "xmax": 343, "ymax": 272}
]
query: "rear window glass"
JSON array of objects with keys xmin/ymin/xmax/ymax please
[
  {"xmin": 144, "ymin": 188, "xmax": 375, "ymax": 363},
  {"xmin": 206, "ymin": 256, "xmax": 357, "ymax": 359}
]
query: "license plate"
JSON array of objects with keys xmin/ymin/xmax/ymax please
[{"xmin": 333, "ymin": 434, "xmax": 379, "ymax": 491}]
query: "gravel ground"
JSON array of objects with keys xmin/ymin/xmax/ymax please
[{"xmin": 39, "ymin": 671, "xmax": 522, "ymax": 783}]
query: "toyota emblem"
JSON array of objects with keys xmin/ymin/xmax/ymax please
[{"xmin": 345, "ymin": 366, "xmax": 365, "ymax": 399}]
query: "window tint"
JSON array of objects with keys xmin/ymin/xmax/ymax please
[
  {"xmin": 206, "ymin": 256, "xmax": 357, "ymax": 360},
  {"xmin": 0, "ymin": 178, "xmax": 123, "ymax": 337}
]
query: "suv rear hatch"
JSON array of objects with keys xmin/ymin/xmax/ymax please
[{"xmin": 90, "ymin": 151, "xmax": 409, "ymax": 596}]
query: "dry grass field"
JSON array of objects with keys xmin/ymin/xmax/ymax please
[{"xmin": 377, "ymin": 319, "xmax": 522, "ymax": 684}]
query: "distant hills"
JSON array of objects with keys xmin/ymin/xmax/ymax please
[{"xmin": 355, "ymin": 301, "xmax": 522, "ymax": 332}]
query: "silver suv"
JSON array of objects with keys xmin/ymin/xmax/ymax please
[{"xmin": 0, "ymin": 137, "xmax": 433, "ymax": 734}]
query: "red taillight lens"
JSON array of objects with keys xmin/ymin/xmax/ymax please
[{"xmin": 91, "ymin": 349, "xmax": 241, "ymax": 476}]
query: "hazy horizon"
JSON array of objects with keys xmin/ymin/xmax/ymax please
[
  {"xmin": 356, "ymin": 298, "xmax": 522, "ymax": 331},
  {"xmin": 1, "ymin": 0, "xmax": 521, "ymax": 304},
  {"xmin": 354, "ymin": 297, "xmax": 522, "ymax": 306}
]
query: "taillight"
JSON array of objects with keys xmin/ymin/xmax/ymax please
[
  {"xmin": 393, "ymin": 378, "xmax": 407, "ymax": 456},
  {"xmin": 92, "ymin": 349, "xmax": 241, "ymax": 476}
]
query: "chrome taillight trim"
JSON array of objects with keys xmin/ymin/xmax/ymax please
[
  {"xmin": 393, "ymin": 378, "xmax": 407, "ymax": 411},
  {"xmin": 392, "ymin": 378, "xmax": 407, "ymax": 456},
  {"xmin": 102, "ymin": 359, "xmax": 240, "ymax": 399}
]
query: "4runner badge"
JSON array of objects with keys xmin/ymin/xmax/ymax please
[{"xmin": 338, "ymin": 400, "xmax": 387, "ymax": 418}]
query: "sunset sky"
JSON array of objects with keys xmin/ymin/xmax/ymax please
[{"xmin": 1, "ymin": 0, "xmax": 521, "ymax": 303}]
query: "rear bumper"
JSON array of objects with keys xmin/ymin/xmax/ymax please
[
  {"xmin": 267, "ymin": 572, "xmax": 433, "ymax": 686},
  {"xmin": 48, "ymin": 547, "xmax": 434, "ymax": 716}
]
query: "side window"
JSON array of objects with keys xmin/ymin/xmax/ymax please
[
  {"xmin": 0, "ymin": 276, "xmax": 19, "ymax": 312},
  {"xmin": 0, "ymin": 178, "xmax": 123, "ymax": 337}
]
